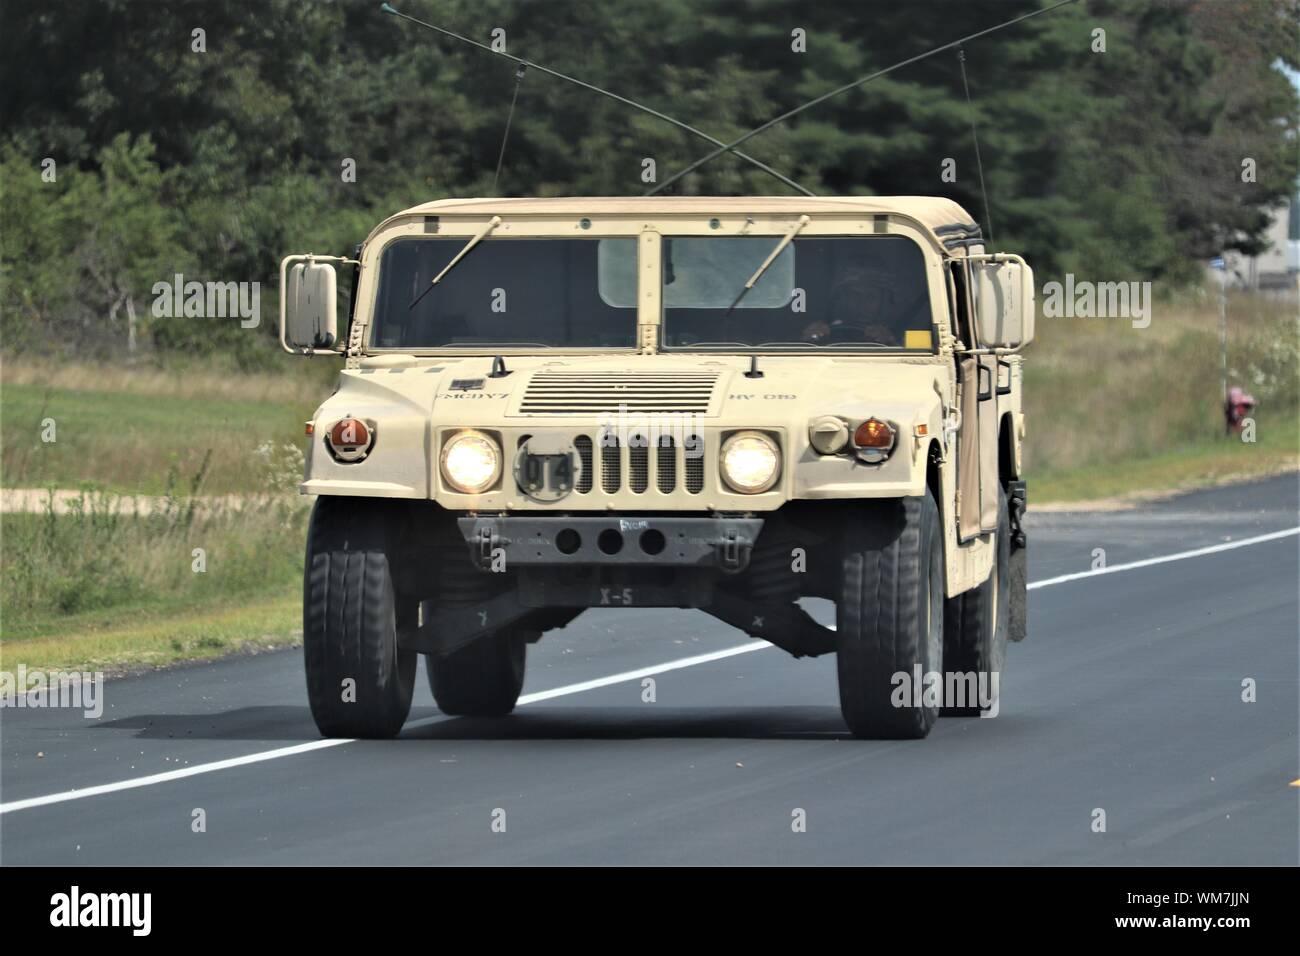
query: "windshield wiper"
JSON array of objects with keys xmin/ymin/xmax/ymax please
[
  {"xmin": 725, "ymin": 215, "xmax": 809, "ymax": 315},
  {"xmin": 408, "ymin": 215, "xmax": 502, "ymax": 310},
  {"xmin": 438, "ymin": 341, "xmax": 554, "ymax": 349},
  {"xmin": 671, "ymin": 341, "xmax": 755, "ymax": 349}
]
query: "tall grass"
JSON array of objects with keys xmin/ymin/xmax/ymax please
[
  {"xmin": 0, "ymin": 353, "xmax": 327, "ymax": 494},
  {"xmin": 1023, "ymin": 286, "xmax": 1299, "ymax": 473},
  {"xmin": 1, "ymin": 351, "xmax": 337, "ymax": 404},
  {"xmin": 0, "ymin": 453, "xmax": 308, "ymax": 641}
]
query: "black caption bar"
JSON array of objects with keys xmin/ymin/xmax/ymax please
[{"xmin": 0, "ymin": 867, "xmax": 1283, "ymax": 940}]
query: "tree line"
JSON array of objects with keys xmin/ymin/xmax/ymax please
[{"xmin": 1, "ymin": 0, "xmax": 1296, "ymax": 364}]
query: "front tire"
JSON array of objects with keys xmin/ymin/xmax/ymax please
[
  {"xmin": 303, "ymin": 497, "xmax": 417, "ymax": 738},
  {"xmin": 836, "ymin": 491, "xmax": 945, "ymax": 739},
  {"xmin": 427, "ymin": 628, "xmax": 530, "ymax": 717}
]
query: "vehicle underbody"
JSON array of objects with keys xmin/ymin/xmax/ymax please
[{"xmin": 390, "ymin": 500, "xmax": 851, "ymax": 662}]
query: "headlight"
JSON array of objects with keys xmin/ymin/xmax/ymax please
[
  {"xmin": 441, "ymin": 430, "xmax": 501, "ymax": 494},
  {"xmin": 720, "ymin": 431, "xmax": 780, "ymax": 494}
]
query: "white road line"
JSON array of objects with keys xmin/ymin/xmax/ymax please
[
  {"xmin": 514, "ymin": 642, "xmax": 768, "ymax": 708},
  {"xmin": 0, "ymin": 643, "xmax": 769, "ymax": 814},
  {"xmin": 1027, "ymin": 526, "xmax": 1298, "ymax": 590},
  {"xmin": 0, "ymin": 740, "xmax": 353, "ymax": 814},
  {"xmin": 4, "ymin": 525, "xmax": 1295, "ymax": 815}
]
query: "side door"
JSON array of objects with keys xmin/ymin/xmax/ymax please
[{"xmin": 947, "ymin": 255, "xmax": 999, "ymax": 540}]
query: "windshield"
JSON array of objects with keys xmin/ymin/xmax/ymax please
[
  {"xmin": 661, "ymin": 235, "xmax": 934, "ymax": 350},
  {"xmin": 371, "ymin": 238, "xmax": 637, "ymax": 349}
]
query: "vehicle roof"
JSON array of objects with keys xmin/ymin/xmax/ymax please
[{"xmin": 374, "ymin": 196, "xmax": 981, "ymax": 247}]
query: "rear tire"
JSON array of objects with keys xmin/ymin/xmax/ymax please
[
  {"xmin": 835, "ymin": 491, "xmax": 944, "ymax": 739},
  {"xmin": 303, "ymin": 497, "xmax": 417, "ymax": 738},
  {"xmin": 427, "ymin": 629, "xmax": 530, "ymax": 717},
  {"xmin": 941, "ymin": 485, "xmax": 1009, "ymax": 716}
]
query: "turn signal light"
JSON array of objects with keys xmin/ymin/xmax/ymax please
[
  {"xmin": 854, "ymin": 418, "xmax": 894, "ymax": 448},
  {"xmin": 853, "ymin": 418, "xmax": 896, "ymax": 464},
  {"xmin": 327, "ymin": 417, "xmax": 373, "ymax": 463}
]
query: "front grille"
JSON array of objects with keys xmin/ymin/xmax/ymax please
[
  {"xmin": 531, "ymin": 431, "xmax": 710, "ymax": 497},
  {"xmin": 518, "ymin": 370, "xmax": 719, "ymax": 415}
]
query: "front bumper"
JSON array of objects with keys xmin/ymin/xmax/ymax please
[{"xmin": 457, "ymin": 515, "xmax": 764, "ymax": 572}]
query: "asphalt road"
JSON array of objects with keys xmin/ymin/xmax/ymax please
[{"xmin": 2, "ymin": 475, "xmax": 1297, "ymax": 865}]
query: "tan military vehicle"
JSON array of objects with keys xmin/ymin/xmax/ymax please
[{"xmin": 280, "ymin": 195, "xmax": 1033, "ymax": 740}]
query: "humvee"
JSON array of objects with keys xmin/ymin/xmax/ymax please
[{"xmin": 280, "ymin": 195, "xmax": 1033, "ymax": 739}]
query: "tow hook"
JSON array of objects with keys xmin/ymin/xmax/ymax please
[
  {"xmin": 474, "ymin": 526, "xmax": 498, "ymax": 568},
  {"xmin": 720, "ymin": 529, "xmax": 744, "ymax": 571}
]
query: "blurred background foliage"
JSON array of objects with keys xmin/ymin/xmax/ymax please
[
  {"xmin": 1, "ymin": 0, "xmax": 1296, "ymax": 668},
  {"xmin": 1, "ymin": 0, "xmax": 1296, "ymax": 364}
]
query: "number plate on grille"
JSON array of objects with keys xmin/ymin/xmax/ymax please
[{"xmin": 514, "ymin": 435, "xmax": 580, "ymax": 502}]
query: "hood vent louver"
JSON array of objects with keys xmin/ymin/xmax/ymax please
[{"xmin": 518, "ymin": 370, "xmax": 719, "ymax": 415}]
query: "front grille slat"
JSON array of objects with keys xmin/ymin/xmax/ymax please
[
  {"xmin": 629, "ymin": 437, "xmax": 649, "ymax": 493},
  {"xmin": 575, "ymin": 435, "xmax": 593, "ymax": 493},
  {"xmin": 685, "ymin": 432, "xmax": 704, "ymax": 494},
  {"xmin": 601, "ymin": 437, "xmax": 620, "ymax": 494},
  {"xmin": 656, "ymin": 437, "xmax": 676, "ymax": 493}
]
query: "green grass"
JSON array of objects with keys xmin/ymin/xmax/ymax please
[
  {"xmin": 1033, "ymin": 412, "xmax": 1298, "ymax": 503},
  {"xmin": 1, "ymin": 382, "xmax": 313, "ymax": 495},
  {"xmin": 0, "ymin": 356, "xmax": 320, "ymax": 672},
  {"xmin": 0, "ymin": 594, "xmax": 300, "ymax": 674},
  {"xmin": 0, "ymin": 490, "xmax": 309, "ymax": 672}
]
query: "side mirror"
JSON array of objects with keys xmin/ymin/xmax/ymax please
[
  {"xmin": 280, "ymin": 256, "xmax": 339, "ymax": 353},
  {"xmin": 972, "ymin": 255, "xmax": 1035, "ymax": 349}
]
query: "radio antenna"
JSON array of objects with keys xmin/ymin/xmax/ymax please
[
  {"xmin": 647, "ymin": 0, "xmax": 1077, "ymax": 196},
  {"xmin": 957, "ymin": 47, "xmax": 993, "ymax": 245},
  {"xmin": 381, "ymin": 3, "xmax": 815, "ymax": 197},
  {"xmin": 493, "ymin": 64, "xmax": 527, "ymax": 193}
]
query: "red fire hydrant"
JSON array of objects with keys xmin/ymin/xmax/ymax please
[{"xmin": 1224, "ymin": 386, "xmax": 1257, "ymax": 434}]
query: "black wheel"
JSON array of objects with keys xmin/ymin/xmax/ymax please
[
  {"xmin": 836, "ymin": 491, "xmax": 945, "ymax": 739},
  {"xmin": 942, "ymin": 485, "xmax": 1010, "ymax": 716},
  {"xmin": 427, "ymin": 628, "xmax": 530, "ymax": 717},
  {"xmin": 303, "ymin": 497, "xmax": 417, "ymax": 738}
]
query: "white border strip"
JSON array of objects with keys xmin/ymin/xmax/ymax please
[{"xmin": 4, "ymin": 526, "xmax": 1296, "ymax": 815}]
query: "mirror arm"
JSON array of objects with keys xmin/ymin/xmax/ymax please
[{"xmin": 958, "ymin": 345, "xmax": 1025, "ymax": 356}]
